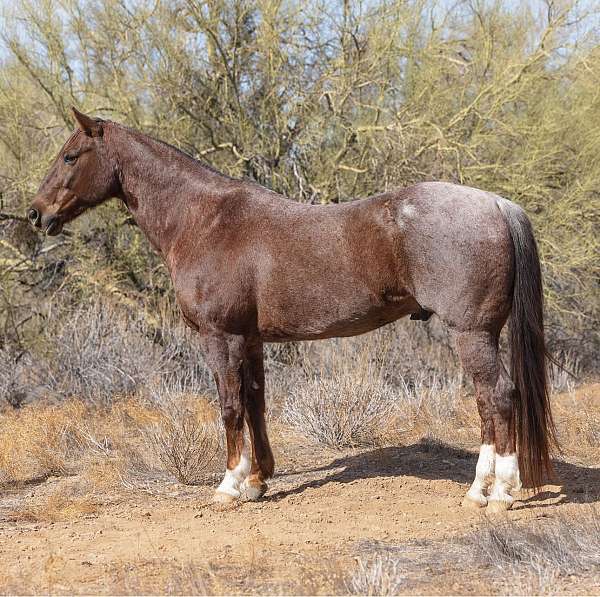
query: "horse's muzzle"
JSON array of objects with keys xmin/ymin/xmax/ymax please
[
  {"xmin": 27, "ymin": 208, "xmax": 41, "ymax": 227},
  {"xmin": 28, "ymin": 206, "xmax": 62, "ymax": 235}
]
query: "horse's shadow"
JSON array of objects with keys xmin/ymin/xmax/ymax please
[{"xmin": 269, "ymin": 438, "xmax": 600, "ymax": 508}]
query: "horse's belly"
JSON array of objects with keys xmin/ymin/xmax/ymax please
[{"xmin": 257, "ymin": 294, "xmax": 417, "ymax": 342}]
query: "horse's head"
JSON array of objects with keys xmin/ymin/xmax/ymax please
[{"xmin": 28, "ymin": 107, "xmax": 119, "ymax": 235}]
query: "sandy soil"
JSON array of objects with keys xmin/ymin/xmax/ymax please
[{"xmin": 1, "ymin": 389, "xmax": 600, "ymax": 595}]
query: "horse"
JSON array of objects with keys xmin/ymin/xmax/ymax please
[{"xmin": 28, "ymin": 107, "xmax": 556, "ymax": 512}]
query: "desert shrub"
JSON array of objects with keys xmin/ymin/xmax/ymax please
[
  {"xmin": 144, "ymin": 399, "xmax": 221, "ymax": 485},
  {"xmin": 0, "ymin": 347, "xmax": 35, "ymax": 407},
  {"xmin": 0, "ymin": 297, "xmax": 213, "ymax": 406},
  {"xmin": 0, "ymin": 0, "xmax": 598, "ymax": 395},
  {"xmin": 38, "ymin": 303, "xmax": 163, "ymax": 402},
  {"xmin": 549, "ymin": 350, "xmax": 582, "ymax": 395},
  {"xmin": 284, "ymin": 375, "xmax": 398, "ymax": 449},
  {"xmin": 346, "ymin": 553, "xmax": 405, "ymax": 596},
  {"xmin": 382, "ymin": 319, "xmax": 460, "ymax": 387},
  {"xmin": 282, "ymin": 334, "xmax": 401, "ymax": 448},
  {"xmin": 344, "ymin": 508, "xmax": 600, "ymax": 596},
  {"xmin": 149, "ymin": 303, "xmax": 214, "ymax": 394},
  {"xmin": 474, "ymin": 510, "xmax": 600, "ymax": 573},
  {"xmin": 281, "ymin": 325, "xmax": 466, "ymax": 447}
]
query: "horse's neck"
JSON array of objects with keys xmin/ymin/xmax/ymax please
[{"xmin": 109, "ymin": 124, "xmax": 229, "ymax": 256}]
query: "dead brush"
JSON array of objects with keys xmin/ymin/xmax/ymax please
[
  {"xmin": 7, "ymin": 299, "xmax": 213, "ymax": 407},
  {"xmin": 282, "ymin": 328, "xmax": 467, "ymax": 449},
  {"xmin": 0, "ymin": 401, "xmax": 87, "ymax": 483},
  {"xmin": 549, "ymin": 350, "xmax": 582, "ymax": 395},
  {"xmin": 283, "ymin": 336, "xmax": 399, "ymax": 448},
  {"xmin": 462, "ymin": 507, "xmax": 600, "ymax": 593},
  {"xmin": 553, "ymin": 384, "xmax": 600, "ymax": 460},
  {"xmin": 144, "ymin": 399, "xmax": 221, "ymax": 485},
  {"xmin": 346, "ymin": 553, "xmax": 405, "ymax": 596},
  {"xmin": 7, "ymin": 485, "xmax": 100, "ymax": 523},
  {"xmin": 284, "ymin": 375, "xmax": 399, "ymax": 449},
  {"xmin": 396, "ymin": 370, "xmax": 474, "ymax": 443}
]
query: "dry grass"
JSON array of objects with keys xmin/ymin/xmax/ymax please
[
  {"xmin": 0, "ymin": 395, "xmax": 222, "ymax": 492},
  {"xmin": 346, "ymin": 552, "xmax": 406, "ymax": 596},
  {"xmin": 0, "ymin": 383, "xmax": 598, "ymax": 595},
  {"xmin": 0, "ymin": 401, "xmax": 86, "ymax": 483},
  {"xmin": 344, "ymin": 506, "xmax": 600, "ymax": 596},
  {"xmin": 6, "ymin": 485, "xmax": 100, "ymax": 523},
  {"xmin": 104, "ymin": 559, "xmax": 216, "ymax": 595},
  {"xmin": 552, "ymin": 383, "xmax": 600, "ymax": 466},
  {"xmin": 0, "ymin": 299, "xmax": 213, "ymax": 407},
  {"xmin": 461, "ymin": 507, "xmax": 600, "ymax": 595}
]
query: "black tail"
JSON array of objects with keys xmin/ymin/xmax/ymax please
[{"xmin": 496, "ymin": 198, "xmax": 557, "ymax": 490}]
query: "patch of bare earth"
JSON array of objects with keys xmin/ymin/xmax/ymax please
[{"xmin": 1, "ymin": 385, "xmax": 599, "ymax": 595}]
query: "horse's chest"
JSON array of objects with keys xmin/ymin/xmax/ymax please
[{"xmin": 171, "ymin": 265, "xmax": 256, "ymax": 334}]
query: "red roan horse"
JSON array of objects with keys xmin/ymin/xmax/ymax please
[{"xmin": 29, "ymin": 108, "xmax": 556, "ymax": 512}]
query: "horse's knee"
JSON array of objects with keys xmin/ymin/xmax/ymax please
[{"xmin": 221, "ymin": 401, "xmax": 244, "ymax": 428}]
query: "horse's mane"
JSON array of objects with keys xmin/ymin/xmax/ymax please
[{"xmin": 109, "ymin": 120, "xmax": 239, "ymax": 183}]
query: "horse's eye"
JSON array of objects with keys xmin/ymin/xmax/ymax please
[{"xmin": 64, "ymin": 153, "xmax": 77, "ymax": 164}]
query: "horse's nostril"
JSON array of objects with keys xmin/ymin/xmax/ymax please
[{"xmin": 28, "ymin": 208, "xmax": 40, "ymax": 226}]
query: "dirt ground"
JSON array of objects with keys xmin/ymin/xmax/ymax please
[{"xmin": 1, "ymin": 386, "xmax": 599, "ymax": 595}]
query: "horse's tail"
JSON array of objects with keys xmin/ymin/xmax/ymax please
[{"xmin": 496, "ymin": 197, "xmax": 557, "ymax": 490}]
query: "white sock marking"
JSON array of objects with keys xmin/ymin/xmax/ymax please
[
  {"xmin": 216, "ymin": 449, "xmax": 251, "ymax": 498},
  {"xmin": 466, "ymin": 444, "xmax": 495, "ymax": 504},
  {"xmin": 489, "ymin": 453, "xmax": 520, "ymax": 505}
]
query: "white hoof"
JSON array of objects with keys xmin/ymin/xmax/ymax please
[{"xmin": 215, "ymin": 453, "xmax": 251, "ymax": 502}]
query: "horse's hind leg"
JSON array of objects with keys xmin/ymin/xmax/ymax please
[
  {"xmin": 454, "ymin": 330, "xmax": 520, "ymax": 511},
  {"xmin": 487, "ymin": 360, "xmax": 521, "ymax": 512},
  {"xmin": 240, "ymin": 340, "xmax": 274, "ymax": 501}
]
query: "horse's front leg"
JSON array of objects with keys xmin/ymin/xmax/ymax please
[{"xmin": 200, "ymin": 333, "xmax": 251, "ymax": 503}]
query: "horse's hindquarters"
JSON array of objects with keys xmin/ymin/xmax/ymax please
[{"xmin": 398, "ymin": 182, "xmax": 514, "ymax": 332}]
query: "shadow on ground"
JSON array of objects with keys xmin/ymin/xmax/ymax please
[{"xmin": 269, "ymin": 438, "xmax": 600, "ymax": 508}]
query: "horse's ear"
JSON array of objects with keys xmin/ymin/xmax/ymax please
[{"xmin": 71, "ymin": 107, "xmax": 103, "ymax": 137}]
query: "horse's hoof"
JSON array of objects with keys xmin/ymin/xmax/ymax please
[
  {"xmin": 486, "ymin": 498, "xmax": 513, "ymax": 513},
  {"xmin": 241, "ymin": 479, "xmax": 268, "ymax": 501},
  {"xmin": 462, "ymin": 494, "xmax": 487, "ymax": 509},
  {"xmin": 213, "ymin": 490, "xmax": 239, "ymax": 504}
]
